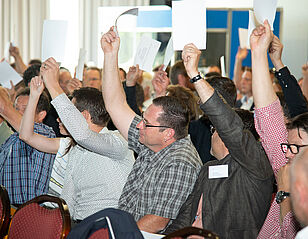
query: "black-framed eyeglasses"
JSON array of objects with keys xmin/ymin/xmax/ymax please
[
  {"xmin": 140, "ymin": 113, "xmax": 170, "ymax": 128},
  {"xmin": 210, "ymin": 125, "xmax": 216, "ymax": 135},
  {"xmin": 280, "ymin": 143, "xmax": 308, "ymax": 154}
]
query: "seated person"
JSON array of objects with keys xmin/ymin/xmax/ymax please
[
  {"xmin": 164, "ymin": 43, "xmax": 274, "ymax": 238},
  {"xmin": 0, "ymin": 86, "xmax": 55, "ymax": 205},
  {"xmin": 101, "ymin": 27, "xmax": 202, "ymax": 233},
  {"xmin": 38, "ymin": 58, "xmax": 134, "ymax": 221}
]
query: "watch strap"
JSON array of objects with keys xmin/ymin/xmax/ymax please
[{"xmin": 190, "ymin": 74, "xmax": 203, "ymax": 83}]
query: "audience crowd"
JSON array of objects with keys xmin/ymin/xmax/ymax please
[{"xmin": 1, "ymin": 19, "xmax": 308, "ymax": 239}]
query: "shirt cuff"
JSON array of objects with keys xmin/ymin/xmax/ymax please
[{"xmin": 275, "ymin": 66, "xmax": 290, "ymax": 87}]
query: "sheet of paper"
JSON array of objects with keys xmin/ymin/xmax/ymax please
[
  {"xmin": 0, "ymin": 61, "xmax": 22, "ymax": 88},
  {"xmin": 247, "ymin": 10, "xmax": 256, "ymax": 48},
  {"xmin": 41, "ymin": 20, "xmax": 68, "ymax": 63},
  {"xmin": 208, "ymin": 165, "xmax": 228, "ymax": 179},
  {"xmin": 134, "ymin": 35, "xmax": 161, "ymax": 72},
  {"xmin": 172, "ymin": 0, "xmax": 207, "ymax": 51},
  {"xmin": 253, "ymin": 0, "xmax": 277, "ymax": 30},
  {"xmin": 163, "ymin": 37, "xmax": 174, "ymax": 71},
  {"xmin": 75, "ymin": 48, "xmax": 86, "ymax": 81},
  {"xmin": 4, "ymin": 42, "xmax": 11, "ymax": 62},
  {"xmin": 220, "ymin": 56, "xmax": 226, "ymax": 77},
  {"xmin": 141, "ymin": 231, "xmax": 164, "ymax": 239},
  {"xmin": 238, "ymin": 28, "xmax": 250, "ymax": 49}
]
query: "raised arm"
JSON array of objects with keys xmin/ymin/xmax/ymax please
[
  {"xmin": 152, "ymin": 65, "xmax": 170, "ymax": 98},
  {"xmin": 41, "ymin": 57, "xmax": 129, "ymax": 158},
  {"xmin": 269, "ymin": 35, "xmax": 308, "ymax": 117},
  {"xmin": 233, "ymin": 47, "xmax": 248, "ymax": 91},
  {"xmin": 250, "ymin": 20, "xmax": 276, "ymax": 108},
  {"xmin": 0, "ymin": 86, "xmax": 22, "ymax": 131},
  {"xmin": 101, "ymin": 27, "xmax": 135, "ymax": 140},
  {"xmin": 19, "ymin": 76, "xmax": 60, "ymax": 154},
  {"xmin": 9, "ymin": 44, "xmax": 27, "ymax": 74}
]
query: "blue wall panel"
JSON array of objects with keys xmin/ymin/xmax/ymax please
[
  {"xmin": 229, "ymin": 11, "xmax": 281, "ymax": 79},
  {"xmin": 207, "ymin": 10, "xmax": 228, "ymax": 29}
]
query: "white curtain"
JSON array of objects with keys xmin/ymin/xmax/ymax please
[{"xmin": 0, "ymin": 0, "xmax": 48, "ymax": 63}]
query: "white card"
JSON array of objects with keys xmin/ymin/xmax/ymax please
[
  {"xmin": 163, "ymin": 37, "xmax": 174, "ymax": 71},
  {"xmin": 238, "ymin": 28, "xmax": 250, "ymax": 50},
  {"xmin": 134, "ymin": 36, "xmax": 161, "ymax": 73},
  {"xmin": 172, "ymin": 0, "xmax": 207, "ymax": 51},
  {"xmin": 220, "ymin": 56, "xmax": 226, "ymax": 77},
  {"xmin": 41, "ymin": 20, "xmax": 68, "ymax": 63},
  {"xmin": 208, "ymin": 165, "xmax": 228, "ymax": 179},
  {"xmin": 253, "ymin": 0, "xmax": 277, "ymax": 30},
  {"xmin": 4, "ymin": 42, "xmax": 11, "ymax": 62},
  {"xmin": 247, "ymin": 10, "xmax": 257, "ymax": 48},
  {"xmin": 0, "ymin": 61, "xmax": 22, "ymax": 88},
  {"xmin": 76, "ymin": 48, "xmax": 86, "ymax": 81}
]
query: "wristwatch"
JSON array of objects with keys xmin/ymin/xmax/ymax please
[
  {"xmin": 189, "ymin": 74, "xmax": 203, "ymax": 83},
  {"xmin": 275, "ymin": 191, "xmax": 290, "ymax": 204}
]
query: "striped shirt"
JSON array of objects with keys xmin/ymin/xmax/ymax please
[
  {"xmin": 0, "ymin": 123, "xmax": 56, "ymax": 204},
  {"xmin": 118, "ymin": 116, "xmax": 202, "ymax": 224}
]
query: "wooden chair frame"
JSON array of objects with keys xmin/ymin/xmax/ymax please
[
  {"xmin": 0, "ymin": 185, "xmax": 10, "ymax": 238},
  {"xmin": 8, "ymin": 194, "xmax": 71, "ymax": 239},
  {"xmin": 163, "ymin": 227, "xmax": 220, "ymax": 239}
]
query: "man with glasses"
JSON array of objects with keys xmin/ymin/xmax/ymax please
[{"xmin": 100, "ymin": 27, "xmax": 202, "ymax": 233}]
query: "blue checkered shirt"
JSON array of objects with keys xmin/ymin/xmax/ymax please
[
  {"xmin": 118, "ymin": 116, "xmax": 202, "ymax": 223},
  {"xmin": 0, "ymin": 123, "xmax": 56, "ymax": 204}
]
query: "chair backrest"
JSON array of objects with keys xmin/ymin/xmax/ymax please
[
  {"xmin": 88, "ymin": 228, "xmax": 110, "ymax": 239},
  {"xmin": 7, "ymin": 194, "xmax": 71, "ymax": 239},
  {"xmin": 0, "ymin": 185, "xmax": 10, "ymax": 238},
  {"xmin": 163, "ymin": 227, "xmax": 220, "ymax": 239}
]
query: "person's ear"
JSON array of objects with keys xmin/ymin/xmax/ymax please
[
  {"xmin": 81, "ymin": 110, "xmax": 91, "ymax": 123},
  {"xmin": 36, "ymin": 110, "xmax": 47, "ymax": 123},
  {"xmin": 178, "ymin": 74, "xmax": 188, "ymax": 87},
  {"xmin": 163, "ymin": 128, "xmax": 175, "ymax": 142}
]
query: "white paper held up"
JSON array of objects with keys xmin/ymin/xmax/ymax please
[
  {"xmin": 253, "ymin": 0, "xmax": 278, "ymax": 30},
  {"xmin": 220, "ymin": 56, "xmax": 226, "ymax": 77},
  {"xmin": 134, "ymin": 36, "xmax": 161, "ymax": 73},
  {"xmin": 76, "ymin": 49, "xmax": 87, "ymax": 81},
  {"xmin": 172, "ymin": 0, "xmax": 207, "ymax": 51},
  {"xmin": 163, "ymin": 37, "xmax": 174, "ymax": 71},
  {"xmin": 114, "ymin": 8, "xmax": 139, "ymax": 36},
  {"xmin": 41, "ymin": 20, "xmax": 68, "ymax": 63},
  {"xmin": 0, "ymin": 61, "xmax": 22, "ymax": 88},
  {"xmin": 4, "ymin": 42, "xmax": 11, "ymax": 62},
  {"xmin": 238, "ymin": 28, "xmax": 250, "ymax": 50}
]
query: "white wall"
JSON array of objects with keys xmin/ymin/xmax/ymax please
[{"xmin": 205, "ymin": 0, "xmax": 308, "ymax": 79}]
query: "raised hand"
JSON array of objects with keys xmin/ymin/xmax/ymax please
[
  {"xmin": 182, "ymin": 43, "xmax": 201, "ymax": 78},
  {"xmin": 29, "ymin": 76, "xmax": 45, "ymax": 99},
  {"xmin": 250, "ymin": 20, "xmax": 273, "ymax": 53},
  {"xmin": 67, "ymin": 78, "xmax": 82, "ymax": 95},
  {"xmin": 0, "ymin": 87, "xmax": 11, "ymax": 115},
  {"xmin": 100, "ymin": 26, "xmax": 120, "ymax": 55},
  {"xmin": 126, "ymin": 64, "xmax": 143, "ymax": 87},
  {"xmin": 9, "ymin": 44, "xmax": 20, "ymax": 58},
  {"xmin": 40, "ymin": 57, "xmax": 60, "ymax": 88},
  {"xmin": 236, "ymin": 47, "xmax": 248, "ymax": 61},
  {"xmin": 269, "ymin": 35, "xmax": 284, "ymax": 70},
  {"xmin": 152, "ymin": 65, "xmax": 170, "ymax": 97}
]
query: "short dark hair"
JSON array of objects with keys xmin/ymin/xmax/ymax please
[
  {"xmin": 286, "ymin": 112, "xmax": 308, "ymax": 137},
  {"xmin": 15, "ymin": 87, "xmax": 50, "ymax": 113},
  {"xmin": 28, "ymin": 59, "xmax": 42, "ymax": 65},
  {"xmin": 166, "ymin": 85, "xmax": 201, "ymax": 121},
  {"xmin": 153, "ymin": 96, "xmax": 190, "ymax": 140},
  {"xmin": 119, "ymin": 68, "xmax": 126, "ymax": 79},
  {"xmin": 169, "ymin": 60, "xmax": 188, "ymax": 85},
  {"xmin": 234, "ymin": 108, "xmax": 260, "ymax": 140},
  {"xmin": 206, "ymin": 76, "xmax": 237, "ymax": 107},
  {"xmin": 23, "ymin": 64, "xmax": 41, "ymax": 86},
  {"xmin": 72, "ymin": 87, "xmax": 110, "ymax": 126},
  {"xmin": 205, "ymin": 71, "xmax": 221, "ymax": 78}
]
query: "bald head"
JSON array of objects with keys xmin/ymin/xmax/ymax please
[{"xmin": 290, "ymin": 148, "xmax": 308, "ymax": 226}]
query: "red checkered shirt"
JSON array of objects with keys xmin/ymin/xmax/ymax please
[{"xmin": 254, "ymin": 99, "xmax": 299, "ymax": 239}]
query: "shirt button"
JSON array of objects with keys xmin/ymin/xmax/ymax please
[{"xmin": 278, "ymin": 73, "xmax": 281, "ymax": 76}]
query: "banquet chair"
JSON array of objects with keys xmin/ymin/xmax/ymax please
[{"xmin": 7, "ymin": 194, "xmax": 71, "ymax": 239}]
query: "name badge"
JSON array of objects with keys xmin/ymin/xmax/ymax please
[{"xmin": 208, "ymin": 165, "xmax": 228, "ymax": 179}]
